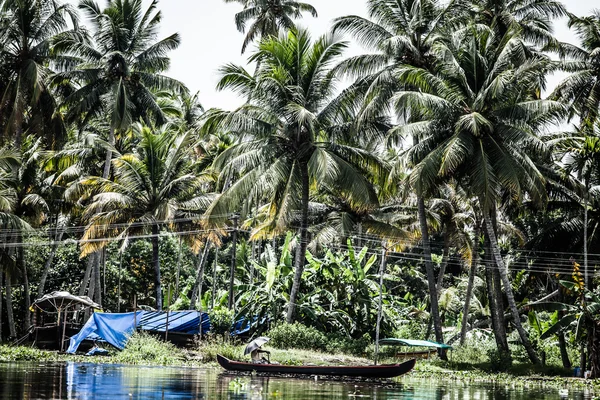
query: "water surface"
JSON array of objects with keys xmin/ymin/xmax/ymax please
[{"xmin": 0, "ymin": 362, "xmax": 593, "ymax": 399}]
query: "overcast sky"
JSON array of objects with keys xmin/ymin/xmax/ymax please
[{"xmin": 65, "ymin": 0, "xmax": 595, "ymax": 110}]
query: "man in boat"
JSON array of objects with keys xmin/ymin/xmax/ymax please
[{"xmin": 250, "ymin": 348, "xmax": 270, "ymax": 364}]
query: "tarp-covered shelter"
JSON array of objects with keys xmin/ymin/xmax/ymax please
[{"xmin": 67, "ymin": 311, "xmax": 210, "ymax": 354}]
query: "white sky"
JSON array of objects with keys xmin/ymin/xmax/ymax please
[{"xmin": 65, "ymin": 0, "xmax": 594, "ymax": 110}]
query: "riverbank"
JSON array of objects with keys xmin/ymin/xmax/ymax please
[{"xmin": 0, "ymin": 335, "xmax": 597, "ymax": 391}]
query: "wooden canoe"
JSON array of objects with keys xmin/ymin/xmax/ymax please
[{"xmin": 216, "ymin": 354, "xmax": 416, "ymax": 378}]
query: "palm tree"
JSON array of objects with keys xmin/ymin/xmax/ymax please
[
  {"xmin": 0, "ymin": 0, "xmax": 78, "ymax": 147},
  {"xmin": 54, "ymin": 0, "xmax": 184, "ymax": 303},
  {"xmin": 70, "ymin": 123, "xmax": 211, "ymax": 310},
  {"xmin": 0, "ymin": 149, "xmax": 29, "ymax": 338},
  {"xmin": 55, "ymin": 0, "xmax": 184, "ymax": 178},
  {"xmin": 224, "ymin": 0, "xmax": 317, "ymax": 53},
  {"xmin": 203, "ymin": 29, "xmax": 383, "ymax": 323},
  {"xmin": 333, "ymin": 0, "xmax": 453, "ymax": 353},
  {"xmin": 552, "ymin": 12, "xmax": 600, "ymax": 128},
  {"xmin": 395, "ymin": 23, "xmax": 565, "ymax": 364},
  {"xmin": 454, "ymin": 0, "xmax": 566, "ymax": 48}
]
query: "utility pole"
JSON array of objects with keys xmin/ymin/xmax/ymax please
[
  {"xmin": 374, "ymin": 241, "xmax": 387, "ymax": 365},
  {"xmin": 228, "ymin": 214, "xmax": 239, "ymax": 310},
  {"xmin": 211, "ymin": 246, "xmax": 219, "ymax": 310}
]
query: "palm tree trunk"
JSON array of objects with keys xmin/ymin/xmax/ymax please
[
  {"xmin": 484, "ymin": 236, "xmax": 510, "ymax": 354},
  {"xmin": 556, "ymin": 285, "xmax": 571, "ymax": 369},
  {"xmin": 191, "ymin": 243, "xmax": 211, "ymax": 308},
  {"xmin": 79, "ymin": 255, "xmax": 94, "ymax": 297},
  {"xmin": 38, "ymin": 229, "xmax": 64, "ymax": 298},
  {"xmin": 436, "ymin": 230, "xmax": 450, "ymax": 291},
  {"xmin": 5, "ymin": 275, "xmax": 16, "ymax": 339},
  {"xmin": 88, "ymin": 254, "xmax": 97, "ymax": 302},
  {"xmin": 211, "ymin": 247, "xmax": 219, "ymax": 310},
  {"xmin": 19, "ymin": 247, "xmax": 30, "ymax": 331},
  {"xmin": 483, "ymin": 210, "xmax": 541, "ymax": 365},
  {"xmin": 175, "ymin": 236, "xmax": 183, "ymax": 297},
  {"xmin": 374, "ymin": 243, "xmax": 387, "ymax": 365},
  {"xmin": 0, "ymin": 272, "xmax": 3, "ymax": 342},
  {"xmin": 151, "ymin": 224, "xmax": 163, "ymax": 310},
  {"xmin": 418, "ymin": 196, "xmax": 445, "ymax": 357},
  {"xmin": 460, "ymin": 225, "xmax": 480, "ymax": 345},
  {"xmin": 93, "ymin": 253, "xmax": 102, "ymax": 305},
  {"xmin": 286, "ymin": 162, "xmax": 310, "ymax": 324},
  {"xmin": 228, "ymin": 216, "xmax": 238, "ymax": 310},
  {"xmin": 584, "ymin": 194, "xmax": 589, "ymax": 288}
]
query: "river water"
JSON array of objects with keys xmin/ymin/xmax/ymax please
[{"xmin": 0, "ymin": 362, "xmax": 593, "ymax": 399}]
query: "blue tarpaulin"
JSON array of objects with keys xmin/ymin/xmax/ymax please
[
  {"xmin": 67, "ymin": 311, "xmax": 210, "ymax": 354},
  {"xmin": 139, "ymin": 311, "xmax": 210, "ymax": 335},
  {"xmin": 230, "ymin": 316, "xmax": 266, "ymax": 336},
  {"xmin": 67, "ymin": 312, "xmax": 141, "ymax": 353}
]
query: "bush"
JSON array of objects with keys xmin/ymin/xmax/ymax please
[
  {"xmin": 487, "ymin": 348, "xmax": 513, "ymax": 372},
  {"xmin": 114, "ymin": 332, "xmax": 185, "ymax": 365},
  {"xmin": 208, "ymin": 308, "xmax": 235, "ymax": 335},
  {"xmin": 0, "ymin": 345, "xmax": 55, "ymax": 362},
  {"xmin": 197, "ymin": 336, "xmax": 243, "ymax": 362},
  {"xmin": 267, "ymin": 323, "xmax": 328, "ymax": 352},
  {"xmin": 325, "ymin": 333, "xmax": 371, "ymax": 356}
]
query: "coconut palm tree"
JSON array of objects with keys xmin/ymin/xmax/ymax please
[
  {"xmin": 55, "ymin": 0, "xmax": 184, "ymax": 178},
  {"xmin": 224, "ymin": 0, "xmax": 317, "ymax": 53},
  {"xmin": 395, "ymin": 22, "xmax": 566, "ymax": 364},
  {"xmin": 203, "ymin": 29, "xmax": 383, "ymax": 323},
  {"xmin": 552, "ymin": 11, "xmax": 600, "ymax": 127},
  {"xmin": 70, "ymin": 123, "xmax": 212, "ymax": 310},
  {"xmin": 0, "ymin": 0, "xmax": 79, "ymax": 147},
  {"xmin": 454, "ymin": 0, "xmax": 566, "ymax": 48},
  {"xmin": 0, "ymin": 149, "xmax": 30, "ymax": 338},
  {"xmin": 53, "ymin": 0, "xmax": 185, "ymax": 303},
  {"xmin": 333, "ymin": 0, "xmax": 454, "ymax": 353}
]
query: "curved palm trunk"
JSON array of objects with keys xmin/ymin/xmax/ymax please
[
  {"xmin": 418, "ymin": 196, "xmax": 446, "ymax": 358},
  {"xmin": 151, "ymin": 224, "xmax": 163, "ymax": 311},
  {"xmin": 38, "ymin": 229, "xmax": 64, "ymax": 298},
  {"xmin": 191, "ymin": 243, "xmax": 211, "ymax": 308},
  {"xmin": 460, "ymin": 225, "xmax": 480, "ymax": 345},
  {"xmin": 286, "ymin": 163, "xmax": 310, "ymax": 324},
  {"xmin": 557, "ymin": 286, "xmax": 571, "ymax": 369},
  {"xmin": 483, "ymin": 210, "xmax": 541, "ymax": 365}
]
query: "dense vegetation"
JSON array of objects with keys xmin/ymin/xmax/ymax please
[{"xmin": 1, "ymin": 0, "xmax": 600, "ymax": 377}]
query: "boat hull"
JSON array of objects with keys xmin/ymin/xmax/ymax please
[{"xmin": 216, "ymin": 354, "xmax": 415, "ymax": 378}]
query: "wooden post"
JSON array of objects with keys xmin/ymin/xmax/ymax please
[
  {"xmin": 165, "ymin": 286, "xmax": 171, "ymax": 342},
  {"xmin": 133, "ymin": 295, "xmax": 137, "ymax": 332},
  {"xmin": 60, "ymin": 309, "xmax": 67, "ymax": 352},
  {"xmin": 228, "ymin": 215, "xmax": 239, "ymax": 311},
  {"xmin": 117, "ymin": 251, "xmax": 123, "ymax": 313},
  {"xmin": 374, "ymin": 241, "xmax": 387, "ymax": 365}
]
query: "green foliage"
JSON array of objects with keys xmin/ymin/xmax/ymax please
[
  {"xmin": 208, "ymin": 308, "xmax": 235, "ymax": 335},
  {"xmin": 0, "ymin": 345, "xmax": 56, "ymax": 362},
  {"xmin": 267, "ymin": 323, "xmax": 329, "ymax": 352},
  {"xmin": 197, "ymin": 336, "xmax": 243, "ymax": 362},
  {"xmin": 487, "ymin": 348, "xmax": 513, "ymax": 372},
  {"xmin": 114, "ymin": 333, "xmax": 185, "ymax": 366}
]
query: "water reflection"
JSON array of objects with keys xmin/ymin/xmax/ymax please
[{"xmin": 0, "ymin": 362, "xmax": 594, "ymax": 399}]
